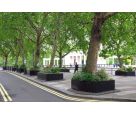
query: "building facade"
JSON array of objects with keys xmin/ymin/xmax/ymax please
[{"xmin": 43, "ymin": 51, "xmax": 109, "ymax": 67}]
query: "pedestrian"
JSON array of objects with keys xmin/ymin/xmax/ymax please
[{"xmin": 74, "ymin": 62, "xmax": 78, "ymax": 73}]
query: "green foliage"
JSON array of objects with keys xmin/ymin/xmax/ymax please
[
  {"xmin": 14, "ymin": 64, "xmax": 18, "ymax": 68},
  {"xmin": 29, "ymin": 66, "xmax": 39, "ymax": 71},
  {"xmin": 72, "ymin": 69, "xmax": 112, "ymax": 82},
  {"xmin": 1, "ymin": 12, "xmax": 136, "ymax": 71},
  {"xmin": 41, "ymin": 67, "xmax": 60, "ymax": 73},
  {"xmin": 118, "ymin": 66, "xmax": 126, "ymax": 72},
  {"xmin": 50, "ymin": 67, "xmax": 60, "ymax": 73},
  {"xmin": 72, "ymin": 72, "xmax": 96, "ymax": 81},
  {"xmin": 118, "ymin": 66, "xmax": 135, "ymax": 72},
  {"xmin": 126, "ymin": 66, "xmax": 134, "ymax": 72},
  {"xmin": 19, "ymin": 64, "xmax": 26, "ymax": 69},
  {"xmin": 100, "ymin": 13, "xmax": 136, "ymax": 66},
  {"xmin": 96, "ymin": 69, "xmax": 111, "ymax": 81}
]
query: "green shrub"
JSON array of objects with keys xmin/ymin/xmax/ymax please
[
  {"xmin": 118, "ymin": 66, "xmax": 126, "ymax": 72},
  {"xmin": 29, "ymin": 66, "xmax": 39, "ymax": 71},
  {"xmin": 19, "ymin": 64, "xmax": 26, "ymax": 69},
  {"xmin": 41, "ymin": 67, "xmax": 60, "ymax": 73},
  {"xmin": 118, "ymin": 66, "xmax": 134, "ymax": 72},
  {"xmin": 72, "ymin": 69, "xmax": 112, "ymax": 82},
  {"xmin": 72, "ymin": 72, "xmax": 96, "ymax": 81},
  {"xmin": 96, "ymin": 69, "xmax": 111, "ymax": 81},
  {"xmin": 126, "ymin": 66, "xmax": 134, "ymax": 72},
  {"xmin": 14, "ymin": 64, "xmax": 18, "ymax": 68},
  {"xmin": 50, "ymin": 67, "xmax": 60, "ymax": 73}
]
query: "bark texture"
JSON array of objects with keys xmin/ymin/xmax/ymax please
[{"xmin": 86, "ymin": 13, "xmax": 115, "ymax": 73}]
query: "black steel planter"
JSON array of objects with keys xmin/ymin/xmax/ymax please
[
  {"xmin": 12, "ymin": 67, "xmax": 17, "ymax": 71},
  {"xmin": 17, "ymin": 68, "xmax": 26, "ymax": 73},
  {"xmin": 71, "ymin": 79, "xmax": 115, "ymax": 93},
  {"xmin": 8, "ymin": 66, "xmax": 11, "ymax": 70},
  {"xmin": 24, "ymin": 69, "xmax": 27, "ymax": 74},
  {"xmin": 6, "ymin": 66, "xmax": 9, "ymax": 70},
  {"xmin": 60, "ymin": 68, "xmax": 70, "ymax": 72},
  {"xmin": 115, "ymin": 70, "xmax": 135, "ymax": 76},
  {"xmin": 16, "ymin": 68, "xmax": 19, "ymax": 72},
  {"xmin": 37, "ymin": 72, "xmax": 63, "ymax": 81},
  {"xmin": 9, "ymin": 66, "xmax": 12, "ymax": 71},
  {"xmin": 27, "ymin": 70, "xmax": 39, "ymax": 76},
  {"xmin": 3, "ymin": 66, "xmax": 7, "ymax": 70}
]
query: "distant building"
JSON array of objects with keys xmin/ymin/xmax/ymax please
[{"xmin": 43, "ymin": 51, "xmax": 109, "ymax": 67}]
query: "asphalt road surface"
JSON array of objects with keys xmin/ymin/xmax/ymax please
[{"xmin": 0, "ymin": 71, "xmax": 71, "ymax": 102}]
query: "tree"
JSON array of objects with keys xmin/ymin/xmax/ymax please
[
  {"xmin": 100, "ymin": 13, "xmax": 136, "ymax": 67},
  {"xmin": 0, "ymin": 40, "xmax": 11, "ymax": 67},
  {"xmin": 23, "ymin": 13, "xmax": 50, "ymax": 68},
  {"xmin": 55, "ymin": 13, "xmax": 92, "ymax": 68},
  {"xmin": 85, "ymin": 12, "xmax": 115, "ymax": 73}
]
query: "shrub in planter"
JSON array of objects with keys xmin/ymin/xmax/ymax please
[
  {"xmin": 18, "ymin": 64, "xmax": 27, "ymax": 73},
  {"xmin": 115, "ymin": 66, "xmax": 135, "ymax": 76},
  {"xmin": 37, "ymin": 67, "xmax": 63, "ymax": 81},
  {"xmin": 27, "ymin": 66, "xmax": 39, "ymax": 76},
  {"xmin": 71, "ymin": 69, "xmax": 115, "ymax": 93},
  {"xmin": 41, "ymin": 67, "xmax": 61, "ymax": 73},
  {"xmin": 12, "ymin": 65, "xmax": 18, "ymax": 71}
]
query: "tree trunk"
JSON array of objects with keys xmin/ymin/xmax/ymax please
[
  {"xmin": 59, "ymin": 51, "xmax": 62, "ymax": 68},
  {"xmin": 49, "ymin": 41, "xmax": 57, "ymax": 67},
  {"xmin": 85, "ymin": 13, "xmax": 115, "ymax": 73},
  {"xmin": 49, "ymin": 14, "xmax": 60, "ymax": 68},
  {"xmin": 20, "ymin": 37, "xmax": 25, "ymax": 65},
  {"xmin": 86, "ymin": 13, "xmax": 104, "ymax": 73},
  {"xmin": 2, "ymin": 56, "xmax": 5, "ymax": 66},
  {"xmin": 131, "ymin": 56, "xmax": 135, "ymax": 65},
  {"xmin": 22, "ymin": 53, "xmax": 25, "ymax": 65},
  {"xmin": 34, "ymin": 32, "xmax": 41, "ymax": 68},
  {"xmin": 15, "ymin": 55, "xmax": 19, "ymax": 66},
  {"xmin": 21, "ymin": 42, "xmax": 25, "ymax": 65},
  {"xmin": 117, "ymin": 55, "xmax": 123, "ymax": 68},
  {"xmin": 34, "ymin": 43, "xmax": 40, "ymax": 67},
  {"xmin": 4, "ymin": 56, "xmax": 8, "ymax": 67}
]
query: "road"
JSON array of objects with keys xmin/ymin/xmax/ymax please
[{"xmin": 0, "ymin": 71, "xmax": 71, "ymax": 102}]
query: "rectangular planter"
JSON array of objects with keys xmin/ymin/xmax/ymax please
[
  {"xmin": 24, "ymin": 69, "xmax": 27, "ymax": 74},
  {"xmin": 6, "ymin": 66, "xmax": 9, "ymax": 70},
  {"xmin": 9, "ymin": 66, "xmax": 12, "ymax": 71},
  {"xmin": 17, "ymin": 68, "xmax": 26, "ymax": 73},
  {"xmin": 71, "ymin": 79, "xmax": 115, "ymax": 93},
  {"xmin": 115, "ymin": 70, "xmax": 135, "ymax": 76},
  {"xmin": 3, "ymin": 66, "xmax": 7, "ymax": 70},
  {"xmin": 12, "ymin": 67, "xmax": 17, "ymax": 71},
  {"xmin": 60, "ymin": 68, "xmax": 70, "ymax": 72},
  {"xmin": 37, "ymin": 72, "xmax": 63, "ymax": 81},
  {"xmin": 27, "ymin": 70, "xmax": 39, "ymax": 76}
]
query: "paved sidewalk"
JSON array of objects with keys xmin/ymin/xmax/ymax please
[{"xmin": 7, "ymin": 71, "xmax": 136, "ymax": 101}]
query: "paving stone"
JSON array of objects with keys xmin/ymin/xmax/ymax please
[
  {"xmin": 115, "ymin": 90, "xmax": 136, "ymax": 96},
  {"xmin": 117, "ymin": 86, "xmax": 133, "ymax": 90}
]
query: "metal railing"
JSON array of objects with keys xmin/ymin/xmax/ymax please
[{"xmin": 62, "ymin": 64, "xmax": 118, "ymax": 76}]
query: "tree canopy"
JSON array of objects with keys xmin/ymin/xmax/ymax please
[{"xmin": 0, "ymin": 12, "xmax": 136, "ymax": 72}]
